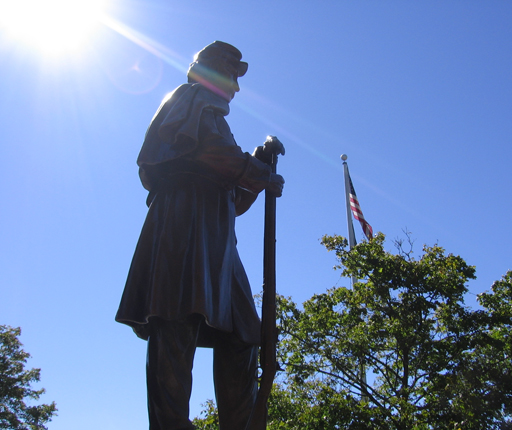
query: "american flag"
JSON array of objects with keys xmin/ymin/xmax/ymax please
[{"xmin": 348, "ymin": 173, "xmax": 373, "ymax": 240}]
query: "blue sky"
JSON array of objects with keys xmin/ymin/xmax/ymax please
[{"xmin": 1, "ymin": 1, "xmax": 511, "ymax": 428}]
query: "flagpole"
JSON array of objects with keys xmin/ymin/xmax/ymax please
[{"xmin": 341, "ymin": 154, "xmax": 368, "ymax": 402}]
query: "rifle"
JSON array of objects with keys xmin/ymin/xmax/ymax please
[{"xmin": 246, "ymin": 137, "xmax": 284, "ymax": 430}]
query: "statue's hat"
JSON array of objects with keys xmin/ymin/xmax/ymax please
[{"xmin": 194, "ymin": 41, "xmax": 248, "ymax": 77}]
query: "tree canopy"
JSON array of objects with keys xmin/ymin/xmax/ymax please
[
  {"xmin": 0, "ymin": 325, "xmax": 57, "ymax": 430},
  {"xmin": 194, "ymin": 233, "xmax": 512, "ymax": 429}
]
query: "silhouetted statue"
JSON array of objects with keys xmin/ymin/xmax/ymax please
[{"xmin": 116, "ymin": 41, "xmax": 285, "ymax": 430}]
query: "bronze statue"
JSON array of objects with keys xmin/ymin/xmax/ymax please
[{"xmin": 116, "ymin": 41, "xmax": 285, "ymax": 430}]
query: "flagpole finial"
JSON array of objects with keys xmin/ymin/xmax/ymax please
[{"xmin": 341, "ymin": 154, "xmax": 348, "ymax": 161}]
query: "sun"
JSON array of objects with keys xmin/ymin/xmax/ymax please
[{"xmin": 0, "ymin": 0, "xmax": 107, "ymax": 55}]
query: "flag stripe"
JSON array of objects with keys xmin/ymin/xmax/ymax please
[{"xmin": 348, "ymin": 175, "xmax": 373, "ymax": 240}]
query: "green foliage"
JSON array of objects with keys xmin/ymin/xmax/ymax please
[
  {"xmin": 273, "ymin": 233, "xmax": 511, "ymax": 429},
  {"xmin": 192, "ymin": 399, "xmax": 219, "ymax": 430},
  {"xmin": 267, "ymin": 380, "xmax": 376, "ymax": 429},
  {"xmin": 0, "ymin": 326, "xmax": 57, "ymax": 430},
  {"xmin": 194, "ymin": 234, "xmax": 512, "ymax": 429}
]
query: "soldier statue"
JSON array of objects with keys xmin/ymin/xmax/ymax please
[{"xmin": 116, "ymin": 41, "xmax": 285, "ymax": 430}]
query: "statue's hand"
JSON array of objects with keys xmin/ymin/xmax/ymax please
[
  {"xmin": 253, "ymin": 135, "xmax": 285, "ymax": 165},
  {"xmin": 267, "ymin": 173, "xmax": 285, "ymax": 197}
]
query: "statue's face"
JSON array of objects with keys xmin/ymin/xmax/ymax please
[
  {"xmin": 187, "ymin": 59, "xmax": 242, "ymax": 102},
  {"xmin": 222, "ymin": 73, "xmax": 240, "ymax": 102},
  {"xmin": 215, "ymin": 62, "xmax": 240, "ymax": 102}
]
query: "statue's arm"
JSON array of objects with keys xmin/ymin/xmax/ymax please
[
  {"xmin": 192, "ymin": 109, "xmax": 275, "ymax": 194},
  {"xmin": 234, "ymin": 187, "xmax": 258, "ymax": 216}
]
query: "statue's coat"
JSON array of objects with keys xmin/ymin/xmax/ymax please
[{"xmin": 115, "ymin": 84, "xmax": 270, "ymax": 346}]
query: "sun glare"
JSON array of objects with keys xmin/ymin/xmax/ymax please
[{"xmin": 0, "ymin": 0, "xmax": 107, "ymax": 55}]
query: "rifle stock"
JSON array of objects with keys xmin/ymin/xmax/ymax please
[{"xmin": 245, "ymin": 153, "xmax": 278, "ymax": 430}]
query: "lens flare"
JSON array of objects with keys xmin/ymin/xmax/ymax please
[{"xmin": 0, "ymin": 0, "xmax": 106, "ymax": 55}]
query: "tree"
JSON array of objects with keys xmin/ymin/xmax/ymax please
[
  {"xmin": 272, "ymin": 233, "xmax": 512, "ymax": 429},
  {"xmin": 193, "ymin": 234, "xmax": 512, "ymax": 429},
  {"xmin": 192, "ymin": 399, "xmax": 219, "ymax": 430},
  {"xmin": 449, "ymin": 271, "xmax": 512, "ymax": 429},
  {"xmin": 0, "ymin": 325, "xmax": 57, "ymax": 430}
]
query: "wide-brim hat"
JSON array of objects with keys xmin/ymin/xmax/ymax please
[{"xmin": 193, "ymin": 41, "xmax": 248, "ymax": 77}]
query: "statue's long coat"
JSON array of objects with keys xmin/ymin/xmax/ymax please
[{"xmin": 115, "ymin": 84, "xmax": 271, "ymax": 346}]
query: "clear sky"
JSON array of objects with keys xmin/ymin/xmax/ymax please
[{"xmin": 1, "ymin": 1, "xmax": 511, "ymax": 428}]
